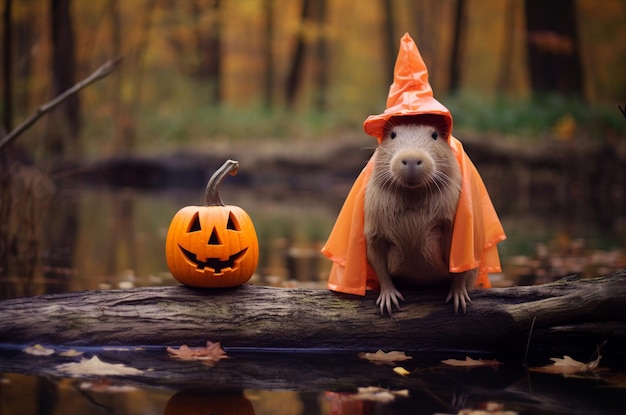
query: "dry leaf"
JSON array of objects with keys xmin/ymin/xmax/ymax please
[
  {"xmin": 167, "ymin": 341, "xmax": 229, "ymax": 366},
  {"xmin": 352, "ymin": 386, "xmax": 409, "ymax": 403},
  {"xmin": 79, "ymin": 380, "xmax": 138, "ymax": 393},
  {"xmin": 441, "ymin": 356, "xmax": 503, "ymax": 368},
  {"xmin": 56, "ymin": 356, "xmax": 144, "ymax": 376},
  {"xmin": 23, "ymin": 344, "xmax": 55, "ymax": 356},
  {"xmin": 358, "ymin": 349, "xmax": 412, "ymax": 365},
  {"xmin": 457, "ymin": 404, "xmax": 518, "ymax": 415},
  {"xmin": 529, "ymin": 355, "xmax": 601, "ymax": 375},
  {"xmin": 393, "ymin": 366, "xmax": 411, "ymax": 376},
  {"xmin": 59, "ymin": 349, "xmax": 83, "ymax": 357}
]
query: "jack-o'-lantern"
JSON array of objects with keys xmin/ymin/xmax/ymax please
[{"xmin": 165, "ymin": 160, "xmax": 259, "ymax": 287}]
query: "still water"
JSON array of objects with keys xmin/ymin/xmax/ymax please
[{"xmin": 1, "ymin": 183, "xmax": 626, "ymax": 414}]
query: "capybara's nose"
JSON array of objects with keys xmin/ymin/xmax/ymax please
[{"xmin": 401, "ymin": 158, "xmax": 423, "ymax": 167}]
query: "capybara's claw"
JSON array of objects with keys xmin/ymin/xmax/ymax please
[
  {"xmin": 445, "ymin": 285, "xmax": 472, "ymax": 314},
  {"xmin": 376, "ymin": 288, "xmax": 405, "ymax": 316}
]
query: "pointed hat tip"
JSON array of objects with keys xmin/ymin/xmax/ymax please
[{"xmin": 363, "ymin": 32, "xmax": 452, "ymax": 142}]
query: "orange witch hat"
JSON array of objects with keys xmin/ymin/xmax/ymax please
[{"xmin": 321, "ymin": 33, "xmax": 506, "ymax": 295}]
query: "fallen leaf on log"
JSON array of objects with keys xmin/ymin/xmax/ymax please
[
  {"xmin": 358, "ymin": 349, "xmax": 412, "ymax": 365},
  {"xmin": 529, "ymin": 355, "xmax": 601, "ymax": 375},
  {"xmin": 167, "ymin": 341, "xmax": 229, "ymax": 366},
  {"xmin": 440, "ymin": 356, "xmax": 503, "ymax": 368},
  {"xmin": 56, "ymin": 356, "xmax": 144, "ymax": 376},
  {"xmin": 23, "ymin": 344, "xmax": 55, "ymax": 356}
]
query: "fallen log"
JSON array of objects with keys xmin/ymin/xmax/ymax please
[{"xmin": 0, "ymin": 269, "xmax": 625, "ymax": 356}]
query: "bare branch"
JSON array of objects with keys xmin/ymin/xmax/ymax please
[{"xmin": 0, "ymin": 57, "xmax": 123, "ymax": 152}]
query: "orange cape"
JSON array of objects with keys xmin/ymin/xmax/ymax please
[{"xmin": 321, "ymin": 137, "xmax": 505, "ymax": 295}]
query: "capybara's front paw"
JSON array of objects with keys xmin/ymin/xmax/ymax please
[
  {"xmin": 445, "ymin": 278, "xmax": 472, "ymax": 314},
  {"xmin": 376, "ymin": 287, "xmax": 405, "ymax": 316}
]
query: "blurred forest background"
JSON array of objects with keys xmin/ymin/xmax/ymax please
[
  {"xmin": 1, "ymin": 0, "xmax": 625, "ymax": 161},
  {"xmin": 1, "ymin": 0, "xmax": 626, "ymax": 298}
]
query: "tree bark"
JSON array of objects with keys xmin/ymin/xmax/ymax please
[
  {"xmin": 50, "ymin": 0, "xmax": 80, "ymax": 153},
  {"xmin": 285, "ymin": 0, "xmax": 311, "ymax": 107},
  {"xmin": 382, "ymin": 0, "xmax": 396, "ymax": 83},
  {"xmin": 0, "ymin": 270, "xmax": 625, "ymax": 356},
  {"xmin": 524, "ymin": 0, "xmax": 584, "ymax": 97},
  {"xmin": 262, "ymin": 0, "xmax": 275, "ymax": 109},
  {"xmin": 2, "ymin": 0, "xmax": 12, "ymax": 134},
  {"xmin": 449, "ymin": 0, "xmax": 465, "ymax": 94}
]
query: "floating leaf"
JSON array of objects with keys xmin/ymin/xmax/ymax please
[
  {"xmin": 167, "ymin": 341, "xmax": 229, "ymax": 366},
  {"xmin": 441, "ymin": 356, "xmax": 503, "ymax": 368},
  {"xmin": 529, "ymin": 355, "xmax": 601, "ymax": 375},
  {"xmin": 23, "ymin": 344, "xmax": 55, "ymax": 356},
  {"xmin": 393, "ymin": 366, "xmax": 411, "ymax": 376},
  {"xmin": 352, "ymin": 386, "xmax": 409, "ymax": 403},
  {"xmin": 79, "ymin": 380, "xmax": 138, "ymax": 392},
  {"xmin": 358, "ymin": 349, "xmax": 412, "ymax": 365},
  {"xmin": 456, "ymin": 401, "xmax": 518, "ymax": 415},
  {"xmin": 59, "ymin": 349, "xmax": 83, "ymax": 357},
  {"xmin": 56, "ymin": 356, "xmax": 144, "ymax": 376}
]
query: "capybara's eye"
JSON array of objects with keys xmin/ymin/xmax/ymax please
[
  {"xmin": 431, "ymin": 131, "xmax": 438, "ymax": 140},
  {"xmin": 390, "ymin": 131, "xmax": 397, "ymax": 139}
]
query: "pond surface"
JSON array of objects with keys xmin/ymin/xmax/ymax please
[{"xmin": 1, "ymin": 182, "xmax": 626, "ymax": 414}]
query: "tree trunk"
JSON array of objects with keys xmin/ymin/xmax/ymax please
[
  {"xmin": 2, "ymin": 0, "xmax": 12, "ymax": 134},
  {"xmin": 49, "ymin": 0, "xmax": 80, "ymax": 155},
  {"xmin": 111, "ymin": 0, "xmax": 156, "ymax": 155},
  {"xmin": 449, "ymin": 0, "xmax": 465, "ymax": 94},
  {"xmin": 313, "ymin": 0, "xmax": 328, "ymax": 112},
  {"xmin": 262, "ymin": 0, "xmax": 275, "ymax": 109},
  {"xmin": 496, "ymin": 0, "xmax": 516, "ymax": 94},
  {"xmin": 1, "ymin": 270, "xmax": 625, "ymax": 357},
  {"xmin": 285, "ymin": 0, "xmax": 311, "ymax": 108},
  {"xmin": 524, "ymin": 0, "xmax": 584, "ymax": 97},
  {"xmin": 382, "ymin": 0, "xmax": 396, "ymax": 83}
]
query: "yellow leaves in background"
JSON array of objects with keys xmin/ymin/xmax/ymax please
[{"xmin": 552, "ymin": 114, "xmax": 577, "ymax": 141}]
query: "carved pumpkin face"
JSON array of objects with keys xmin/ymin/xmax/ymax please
[
  {"xmin": 165, "ymin": 205, "xmax": 258, "ymax": 287},
  {"xmin": 165, "ymin": 160, "xmax": 259, "ymax": 288}
]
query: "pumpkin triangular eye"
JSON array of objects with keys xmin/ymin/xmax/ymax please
[
  {"xmin": 188, "ymin": 212, "xmax": 201, "ymax": 232},
  {"xmin": 208, "ymin": 227, "xmax": 221, "ymax": 245},
  {"xmin": 227, "ymin": 212, "xmax": 240, "ymax": 231}
]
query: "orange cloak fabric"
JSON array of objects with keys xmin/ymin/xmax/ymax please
[
  {"xmin": 321, "ymin": 33, "xmax": 506, "ymax": 296},
  {"xmin": 321, "ymin": 137, "xmax": 506, "ymax": 296}
]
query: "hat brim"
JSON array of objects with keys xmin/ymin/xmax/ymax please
[{"xmin": 363, "ymin": 98, "xmax": 453, "ymax": 142}]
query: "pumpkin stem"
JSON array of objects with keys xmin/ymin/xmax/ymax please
[{"xmin": 205, "ymin": 159, "xmax": 239, "ymax": 206}]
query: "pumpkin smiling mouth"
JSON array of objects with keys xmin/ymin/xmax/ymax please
[{"xmin": 178, "ymin": 245, "xmax": 248, "ymax": 275}]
